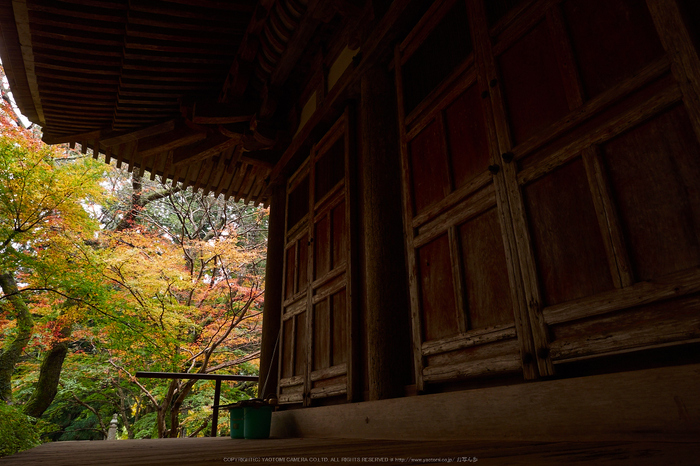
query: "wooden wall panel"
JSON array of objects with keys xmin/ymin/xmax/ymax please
[
  {"xmin": 282, "ymin": 318, "xmax": 295, "ymax": 378},
  {"xmin": 425, "ymin": 338, "xmax": 520, "ymax": 372},
  {"xmin": 550, "ymin": 294, "xmax": 700, "ymax": 362},
  {"xmin": 284, "ymin": 245, "xmax": 296, "ymax": 300},
  {"xmin": 288, "ymin": 175, "xmax": 309, "ymax": 230},
  {"xmin": 401, "ymin": 0, "xmax": 472, "ymax": 115},
  {"xmin": 524, "ymin": 158, "xmax": 614, "ymax": 306},
  {"xmin": 445, "ymin": 85, "xmax": 490, "ymax": 189},
  {"xmin": 332, "ymin": 289, "xmax": 348, "ymax": 366},
  {"xmin": 294, "ymin": 312, "xmax": 307, "ymax": 376},
  {"xmin": 392, "ymin": 0, "xmax": 700, "ymax": 388},
  {"xmin": 418, "ymin": 234, "xmax": 459, "ymax": 341},
  {"xmin": 409, "ymin": 120, "xmax": 448, "ymax": 214},
  {"xmin": 562, "ymin": 0, "xmax": 665, "ymax": 99},
  {"xmin": 314, "ymin": 215, "xmax": 331, "ymax": 280},
  {"xmin": 601, "ymin": 104, "xmax": 700, "ymax": 281},
  {"xmin": 298, "ymin": 234, "xmax": 309, "ymax": 292},
  {"xmin": 313, "ymin": 299, "xmax": 330, "ymax": 371},
  {"xmin": 279, "ymin": 111, "xmax": 356, "ymax": 405},
  {"xmin": 332, "ymin": 201, "xmax": 347, "ymax": 269},
  {"xmin": 498, "ymin": 21, "xmax": 570, "ymax": 144},
  {"xmin": 458, "ymin": 207, "xmax": 514, "ymax": 329},
  {"xmin": 315, "ymin": 139, "xmax": 344, "ymax": 202}
]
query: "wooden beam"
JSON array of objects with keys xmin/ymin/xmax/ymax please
[
  {"xmin": 136, "ymin": 125, "xmax": 207, "ymax": 159},
  {"xmin": 135, "ymin": 372, "xmax": 258, "ymax": 382},
  {"xmin": 264, "ymin": 0, "xmax": 415, "ymax": 194},
  {"xmin": 12, "ymin": 0, "xmax": 45, "ymax": 125},
  {"xmin": 191, "ymin": 100, "xmax": 258, "ymax": 125},
  {"xmin": 42, "ymin": 128, "xmax": 105, "ymax": 145},
  {"xmin": 647, "ymin": 0, "xmax": 700, "ymax": 141},
  {"xmin": 99, "ymin": 120, "xmax": 177, "ymax": 147},
  {"xmin": 172, "ymin": 132, "xmax": 241, "ymax": 166},
  {"xmin": 271, "ymin": 363, "xmax": 700, "ymax": 442},
  {"xmin": 269, "ymin": 6, "xmax": 322, "ymax": 87}
]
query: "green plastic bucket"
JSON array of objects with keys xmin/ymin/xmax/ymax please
[
  {"xmin": 229, "ymin": 407, "xmax": 245, "ymax": 439},
  {"xmin": 243, "ymin": 405, "xmax": 273, "ymax": 439}
]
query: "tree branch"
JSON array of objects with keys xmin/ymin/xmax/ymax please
[{"xmin": 71, "ymin": 393, "xmax": 108, "ymax": 439}]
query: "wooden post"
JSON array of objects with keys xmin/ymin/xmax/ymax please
[
  {"xmin": 258, "ymin": 183, "xmax": 285, "ymax": 400},
  {"xmin": 360, "ymin": 64, "xmax": 412, "ymax": 400},
  {"xmin": 211, "ymin": 379, "xmax": 221, "ymax": 437}
]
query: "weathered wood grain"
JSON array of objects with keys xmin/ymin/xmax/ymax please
[
  {"xmin": 423, "ymin": 352, "xmax": 522, "ymax": 382},
  {"xmin": 272, "ymin": 363, "xmax": 700, "ymax": 443},
  {"xmin": 550, "ymin": 295, "xmax": 700, "ymax": 361},
  {"xmin": 7, "ymin": 436, "xmax": 698, "ymax": 466},
  {"xmin": 543, "ymin": 266, "xmax": 700, "ymax": 325}
]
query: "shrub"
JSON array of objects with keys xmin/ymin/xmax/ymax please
[{"xmin": 0, "ymin": 403, "xmax": 40, "ymax": 457}]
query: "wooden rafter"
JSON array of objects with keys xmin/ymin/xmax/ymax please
[
  {"xmin": 136, "ymin": 125, "xmax": 208, "ymax": 159},
  {"xmin": 172, "ymin": 132, "xmax": 242, "ymax": 166},
  {"xmin": 100, "ymin": 120, "xmax": 177, "ymax": 147},
  {"xmin": 191, "ymin": 100, "xmax": 258, "ymax": 125}
]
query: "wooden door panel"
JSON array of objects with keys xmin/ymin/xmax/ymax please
[
  {"xmin": 331, "ymin": 289, "xmax": 348, "ymax": 366},
  {"xmin": 498, "ymin": 20, "xmax": 570, "ymax": 144},
  {"xmin": 279, "ymin": 111, "xmax": 355, "ymax": 405},
  {"xmin": 409, "ymin": 119, "xmax": 449, "ymax": 214},
  {"xmin": 458, "ymin": 207, "xmax": 514, "ymax": 329},
  {"xmin": 297, "ymin": 234, "xmax": 309, "ymax": 292},
  {"xmin": 562, "ymin": 0, "xmax": 665, "ymax": 99},
  {"xmin": 294, "ymin": 312, "xmax": 306, "ymax": 376},
  {"xmin": 314, "ymin": 138, "xmax": 344, "ymax": 203},
  {"xmin": 524, "ymin": 157, "xmax": 614, "ymax": 306},
  {"xmin": 601, "ymin": 104, "xmax": 700, "ymax": 281},
  {"xmin": 313, "ymin": 299, "xmax": 330, "ymax": 371},
  {"xmin": 424, "ymin": 338, "xmax": 522, "ymax": 380},
  {"xmin": 331, "ymin": 201, "xmax": 347, "ymax": 269},
  {"xmin": 287, "ymin": 175, "xmax": 309, "ymax": 230},
  {"xmin": 550, "ymin": 295, "xmax": 700, "ymax": 362},
  {"xmin": 418, "ymin": 234, "xmax": 459, "ymax": 341},
  {"xmin": 445, "ymin": 85, "xmax": 491, "ymax": 189},
  {"xmin": 397, "ymin": 0, "xmax": 700, "ymax": 385},
  {"xmin": 314, "ymin": 214, "xmax": 331, "ymax": 280},
  {"xmin": 281, "ymin": 317, "xmax": 295, "ymax": 379},
  {"xmin": 284, "ymin": 245, "xmax": 296, "ymax": 300}
]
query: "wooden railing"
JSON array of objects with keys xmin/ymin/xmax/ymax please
[{"xmin": 135, "ymin": 372, "xmax": 259, "ymax": 437}]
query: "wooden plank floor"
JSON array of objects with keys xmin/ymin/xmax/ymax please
[{"xmin": 1, "ymin": 437, "xmax": 698, "ymax": 465}]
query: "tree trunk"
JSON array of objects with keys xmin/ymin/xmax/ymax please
[
  {"xmin": 23, "ymin": 318, "xmax": 72, "ymax": 418},
  {"xmin": 168, "ymin": 380, "xmax": 195, "ymax": 438},
  {"xmin": 115, "ymin": 168, "xmax": 144, "ymax": 231},
  {"xmin": 0, "ymin": 272, "xmax": 34, "ymax": 403},
  {"xmin": 115, "ymin": 384, "xmax": 135, "ymax": 439}
]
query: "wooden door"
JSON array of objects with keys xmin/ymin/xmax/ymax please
[
  {"xmin": 478, "ymin": 0, "xmax": 700, "ymax": 369},
  {"xmin": 395, "ymin": 0, "xmax": 535, "ymax": 391},
  {"xmin": 278, "ymin": 111, "xmax": 357, "ymax": 405},
  {"xmin": 396, "ymin": 0, "xmax": 700, "ymax": 389}
]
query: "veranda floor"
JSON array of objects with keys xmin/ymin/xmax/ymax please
[{"xmin": 1, "ymin": 437, "xmax": 698, "ymax": 465}]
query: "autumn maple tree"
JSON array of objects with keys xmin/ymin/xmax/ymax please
[
  {"xmin": 0, "ymin": 65, "xmax": 105, "ymax": 418},
  {"xmin": 0, "ymin": 64, "xmax": 268, "ymax": 447},
  {"xmin": 96, "ymin": 179, "xmax": 266, "ymax": 438}
]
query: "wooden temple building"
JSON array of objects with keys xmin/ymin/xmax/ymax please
[{"xmin": 1, "ymin": 0, "xmax": 700, "ymax": 460}]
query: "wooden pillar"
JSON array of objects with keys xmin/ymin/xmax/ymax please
[
  {"xmin": 211, "ymin": 379, "xmax": 221, "ymax": 437},
  {"xmin": 360, "ymin": 64, "xmax": 412, "ymax": 400},
  {"xmin": 258, "ymin": 184, "xmax": 285, "ymax": 400}
]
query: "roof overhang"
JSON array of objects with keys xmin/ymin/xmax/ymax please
[{"xmin": 0, "ymin": 0, "xmax": 363, "ymax": 205}]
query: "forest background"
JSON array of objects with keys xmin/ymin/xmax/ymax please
[{"xmin": 0, "ymin": 65, "xmax": 268, "ymax": 456}]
